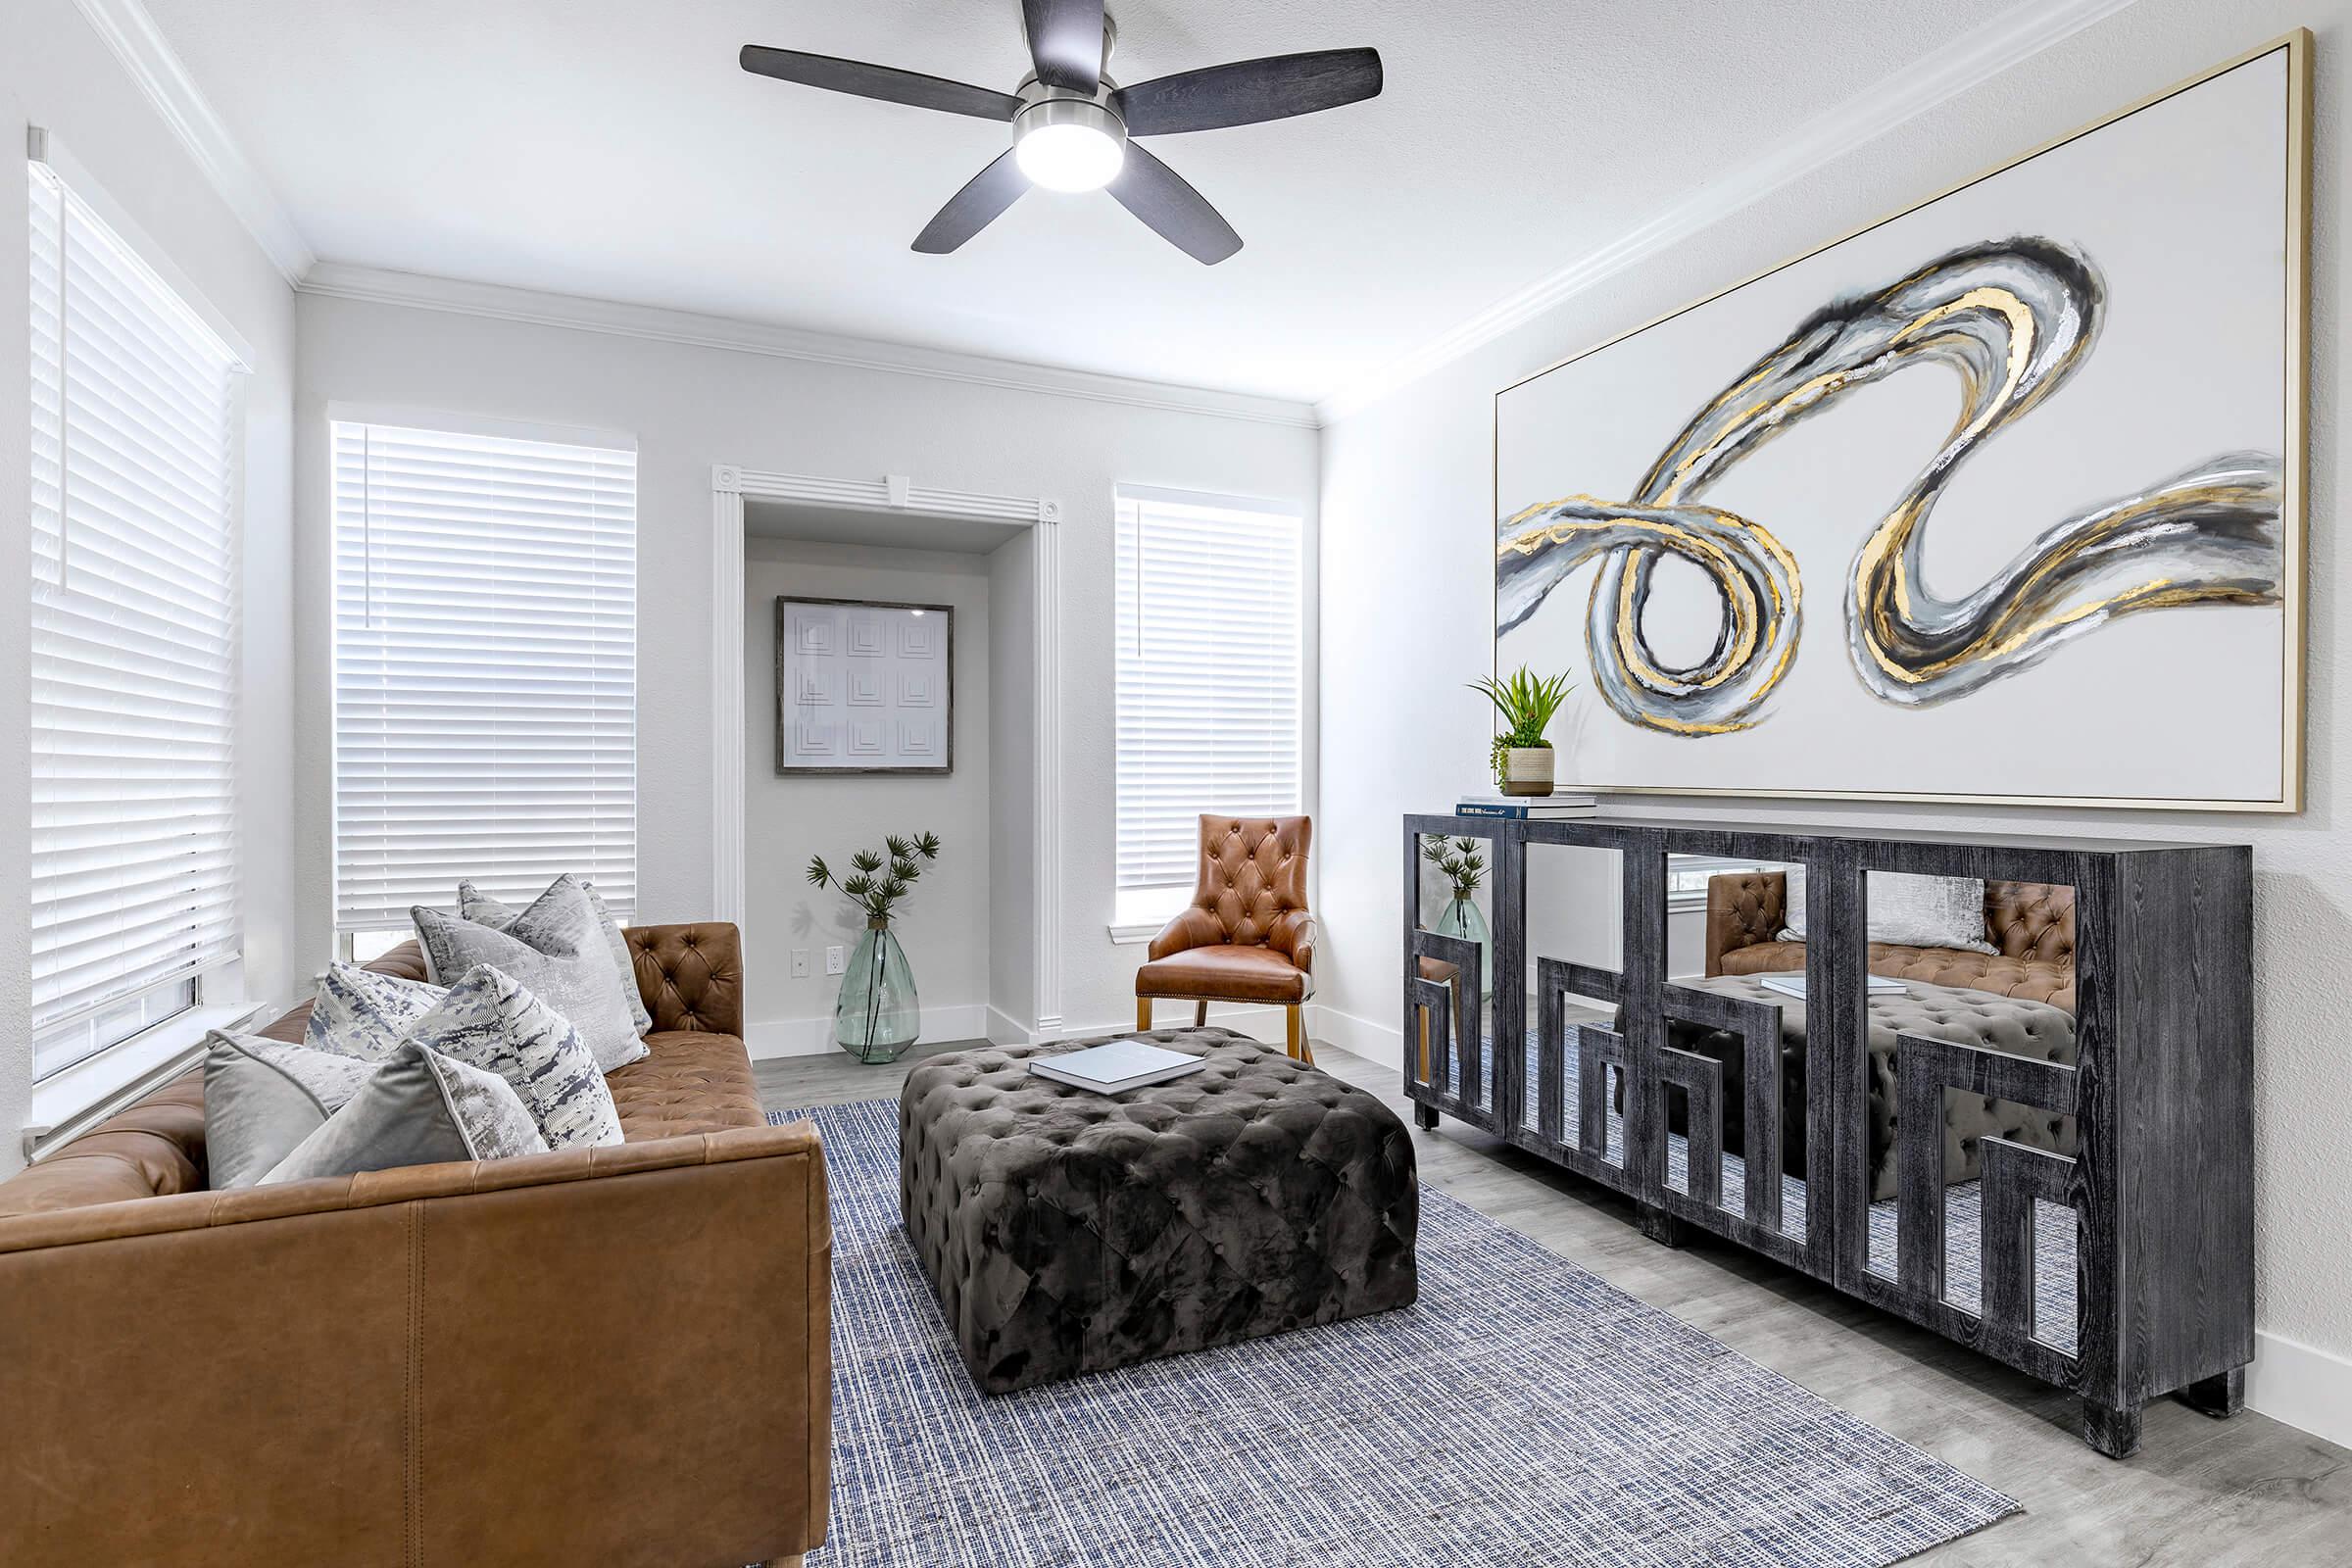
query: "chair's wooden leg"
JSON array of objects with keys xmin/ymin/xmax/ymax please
[
  {"xmin": 1194, "ymin": 1000, "xmax": 1209, "ymax": 1028},
  {"xmin": 1286, "ymin": 1004, "xmax": 1312, "ymax": 1065},
  {"xmin": 1136, "ymin": 998, "xmax": 1152, "ymax": 1032},
  {"xmin": 1416, "ymin": 1005, "xmax": 1431, "ymax": 1085}
]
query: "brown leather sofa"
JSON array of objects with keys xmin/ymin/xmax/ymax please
[
  {"xmin": 0, "ymin": 923, "xmax": 829, "ymax": 1568},
  {"xmin": 1135, "ymin": 814, "xmax": 1317, "ymax": 1062},
  {"xmin": 1703, "ymin": 870, "xmax": 2077, "ymax": 1011}
]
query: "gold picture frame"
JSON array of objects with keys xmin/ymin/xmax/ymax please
[{"xmin": 1491, "ymin": 28, "xmax": 2311, "ymax": 812}]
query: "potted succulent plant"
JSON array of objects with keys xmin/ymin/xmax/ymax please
[
  {"xmin": 1469, "ymin": 664, "xmax": 1576, "ymax": 796},
  {"xmin": 806, "ymin": 831, "xmax": 942, "ymax": 1063},
  {"xmin": 1420, "ymin": 834, "xmax": 1493, "ymax": 992}
]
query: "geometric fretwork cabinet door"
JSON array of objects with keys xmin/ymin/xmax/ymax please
[{"xmin": 1401, "ymin": 812, "xmax": 2254, "ymax": 1459}]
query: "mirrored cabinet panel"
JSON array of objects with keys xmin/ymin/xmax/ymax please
[{"xmin": 1402, "ymin": 812, "xmax": 2252, "ymax": 1459}]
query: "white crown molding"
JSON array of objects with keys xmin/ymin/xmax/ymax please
[
  {"xmin": 71, "ymin": 0, "xmax": 315, "ymax": 286},
  {"xmin": 718, "ymin": 465, "xmax": 1059, "ymax": 526},
  {"xmin": 1313, "ymin": 0, "xmax": 2143, "ymax": 424},
  {"xmin": 300, "ymin": 261, "xmax": 1321, "ymax": 430}
]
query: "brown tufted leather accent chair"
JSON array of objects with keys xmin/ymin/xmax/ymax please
[
  {"xmin": 1135, "ymin": 814, "xmax": 1317, "ymax": 1062},
  {"xmin": 1703, "ymin": 871, "xmax": 2077, "ymax": 1011}
]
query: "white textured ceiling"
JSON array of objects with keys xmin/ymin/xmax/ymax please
[{"xmin": 142, "ymin": 0, "xmax": 2016, "ymax": 403}]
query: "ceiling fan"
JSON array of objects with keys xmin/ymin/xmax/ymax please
[{"xmin": 740, "ymin": 0, "xmax": 1383, "ymax": 265}]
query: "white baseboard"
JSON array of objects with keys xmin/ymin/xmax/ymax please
[
  {"xmin": 745, "ymin": 1002, "xmax": 992, "ymax": 1060},
  {"xmin": 1312, "ymin": 1001, "xmax": 1402, "ymax": 1061},
  {"xmin": 986, "ymin": 1004, "xmax": 1033, "ymax": 1047},
  {"xmin": 2248, "ymin": 1329, "xmax": 2352, "ymax": 1448}
]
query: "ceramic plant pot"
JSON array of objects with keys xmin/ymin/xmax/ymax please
[{"xmin": 1501, "ymin": 746, "xmax": 1555, "ymax": 797}]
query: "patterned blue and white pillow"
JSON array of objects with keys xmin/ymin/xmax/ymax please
[
  {"xmin": 413, "ymin": 875, "xmax": 648, "ymax": 1071},
  {"xmin": 305, "ymin": 962, "xmax": 447, "ymax": 1060},
  {"xmin": 458, "ymin": 878, "xmax": 652, "ymax": 1036},
  {"xmin": 408, "ymin": 964, "xmax": 625, "ymax": 1152}
]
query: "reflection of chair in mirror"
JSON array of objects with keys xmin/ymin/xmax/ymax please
[
  {"xmin": 1686, "ymin": 872, "xmax": 2080, "ymax": 1198},
  {"xmin": 1135, "ymin": 814, "xmax": 1316, "ymax": 1063}
]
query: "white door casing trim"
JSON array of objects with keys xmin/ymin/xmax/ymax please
[{"xmin": 710, "ymin": 465, "xmax": 1063, "ymax": 1036}]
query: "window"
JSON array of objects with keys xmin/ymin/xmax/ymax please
[
  {"xmin": 330, "ymin": 418, "xmax": 638, "ymax": 940},
  {"xmin": 1113, "ymin": 485, "xmax": 1303, "ymax": 924},
  {"xmin": 28, "ymin": 152, "xmax": 246, "ymax": 1080}
]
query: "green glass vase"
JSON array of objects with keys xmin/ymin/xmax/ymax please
[
  {"xmin": 1434, "ymin": 894, "xmax": 1492, "ymax": 994},
  {"xmin": 834, "ymin": 918, "xmax": 920, "ymax": 1064}
]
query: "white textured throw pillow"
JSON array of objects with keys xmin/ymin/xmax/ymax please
[
  {"xmin": 305, "ymin": 962, "xmax": 446, "ymax": 1060},
  {"xmin": 260, "ymin": 1040, "xmax": 548, "ymax": 1186},
  {"xmin": 412, "ymin": 874, "xmax": 648, "ymax": 1070},
  {"xmin": 406, "ymin": 964, "xmax": 625, "ymax": 1151},
  {"xmin": 1777, "ymin": 868, "xmax": 1996, "ymax": 954},
  {"xmin": 457, "ymin": 877, "xmax": 652, "ymax": 1036}
]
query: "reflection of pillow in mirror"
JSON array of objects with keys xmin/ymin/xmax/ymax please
[{"xmin": 1777, "ymin": 869, "xmax": 1995, "ymax": 955}]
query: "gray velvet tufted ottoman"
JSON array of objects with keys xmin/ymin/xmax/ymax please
[{"xmin": 900, "ymin": 1027, "xmax": 1419, "ymax": 1394}]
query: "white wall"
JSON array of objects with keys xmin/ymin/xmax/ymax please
[
  {"xmin": 293, "ymin": 292, "xmax": 1319, "ymax": 1040},
  {"xmin": 0, "ymin": 0, "xmax": 297, "ymax": 1176},
  {"xmin": 742, "ymin": 537, "xmax": 994, "ymax": 1052},
  {"xmin": 1317, "ymin": 2, "xmax": 2351, "ymax": 1443}
]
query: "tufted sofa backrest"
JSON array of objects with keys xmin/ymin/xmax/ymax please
[
  {"xmin": 625, "ymin": 922, "xmax": 744, "ymax": 1037},
  {"xmin": 1190, "ymin": 814, "xmax": 1311, "ymax": 948},
  {"xmin": 1984, "ymin": 880, "xmax": 2074, "ymax": 966}
]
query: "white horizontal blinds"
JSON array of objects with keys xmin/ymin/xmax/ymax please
[
  {"xmin": 1113, "ymin": 487, "xmax": 1303, "ymax": 892},
  {"xmin": 331, "ymin": 421, "xmax": 638, "ymax": 933},
  {"xmin": 28, "ymin": 164, "xmax": 243, "ymax": 1074}
]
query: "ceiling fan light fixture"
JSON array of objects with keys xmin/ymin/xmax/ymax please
[{"xmin": 1013, "ymin": 97, "xmax": 1126, "ymax": 192}]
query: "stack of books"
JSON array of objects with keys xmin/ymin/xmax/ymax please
[{"xmin": 1454, "ymin": 792, "xmax": 1599, "ymax": 820}]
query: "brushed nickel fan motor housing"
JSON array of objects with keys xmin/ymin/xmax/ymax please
[{"xmin": 1011, "ymin": 90, "xmax": 1127, "ymax": 147}]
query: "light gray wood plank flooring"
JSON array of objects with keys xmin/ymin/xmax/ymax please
[{"xmin": 756, "ymin": 1036, "xmax": 2352, "ymax": 1566}]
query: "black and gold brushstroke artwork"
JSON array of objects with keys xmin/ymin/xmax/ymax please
[{"xmin": 1495, "ymin": 238, "xmax": 2284, "ymax": 738}]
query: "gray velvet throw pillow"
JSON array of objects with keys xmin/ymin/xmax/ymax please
[
  {"xmin": 457, "ymin": 877, "xmax": 652, "ymax": 1036},
  {"xmin": 260, "ymin": 1041, "xmax": 548, "ymax": 1186},
  {"xmin": 412, "ymin": 874, "xmax": 647, "ymax": 1070},
  {"xmin": 203, "ymin": 1033, "xmax": 380, "ymax": 1189}
]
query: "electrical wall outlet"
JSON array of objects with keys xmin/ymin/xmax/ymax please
[
  {"xmin": 824, "ymin": 944, "xmax": 846, "ymax": 975},
  {"xmin": 790, "ymin": 949, "xmax": 809, "ymax": 978}
]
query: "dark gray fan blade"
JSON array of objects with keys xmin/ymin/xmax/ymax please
[
  {"xmin": 1114, "ymin": 48, "xmax": 1383, "ymax": 137},
  {"xmin": 740, "ymin": 46, "xmax": 1021, "ymax": 122},
  {"xmin": 1022, "ymin": 0, "xmax": 1103, "ymax": 92},
  {"xmin": 912, "ymin": 151, "xmax": 1031, "ymax": 253},
  {"xmin": 1106, "ymin": 143, "xmax": 1241, "ymax": 265}
]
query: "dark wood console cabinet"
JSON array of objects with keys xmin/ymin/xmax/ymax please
[{"xmin": 1401, "ymin": 812, "xmax": 2254, "ymax": 1458}]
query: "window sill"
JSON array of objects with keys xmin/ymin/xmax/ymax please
[
  {"xmin": 24, "ymin": 1000, "xmax": 266, "ymax": 1162},
  {"xmin": 1108, "ymin": 921, "xmax": 1162, "ymax": 946}
]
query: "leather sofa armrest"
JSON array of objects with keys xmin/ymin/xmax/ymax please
[
  {"xmin": 1269, "ymin": 908, "xmax": 1316, "ymax": 974},
  {"xmin": 1704, "ymin": 871, "xmax": 1787, "ymax": 977},
  {"xmin": 1147, "ymin": 906, "xmax": 1223, "ymax": 961},
  {"xmin": 625, "ymin": 921, "xmax": 744, "ymax": 1036},
  {"xmin": 0, "ymin": 1122, "xmax": 832, "ymax": 1566}
]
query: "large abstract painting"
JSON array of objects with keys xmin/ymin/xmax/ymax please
[{"xmin": 1494, "ymin": 33, "xmax": 2307, "ymax": 808}]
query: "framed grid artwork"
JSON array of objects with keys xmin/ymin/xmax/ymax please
[{"xmin": 775, "ymin": 596, "xmax": 955, "ymax": 775}]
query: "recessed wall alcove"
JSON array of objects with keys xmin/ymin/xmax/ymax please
[{"xmin": 709, "ymin": 467, "xmax": 1063, "ymax": 1054}]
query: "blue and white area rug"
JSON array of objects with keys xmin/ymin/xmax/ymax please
[{"xmin": 770, "ymin": 1098, "xmax": 2018, "ymax": 1567}]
